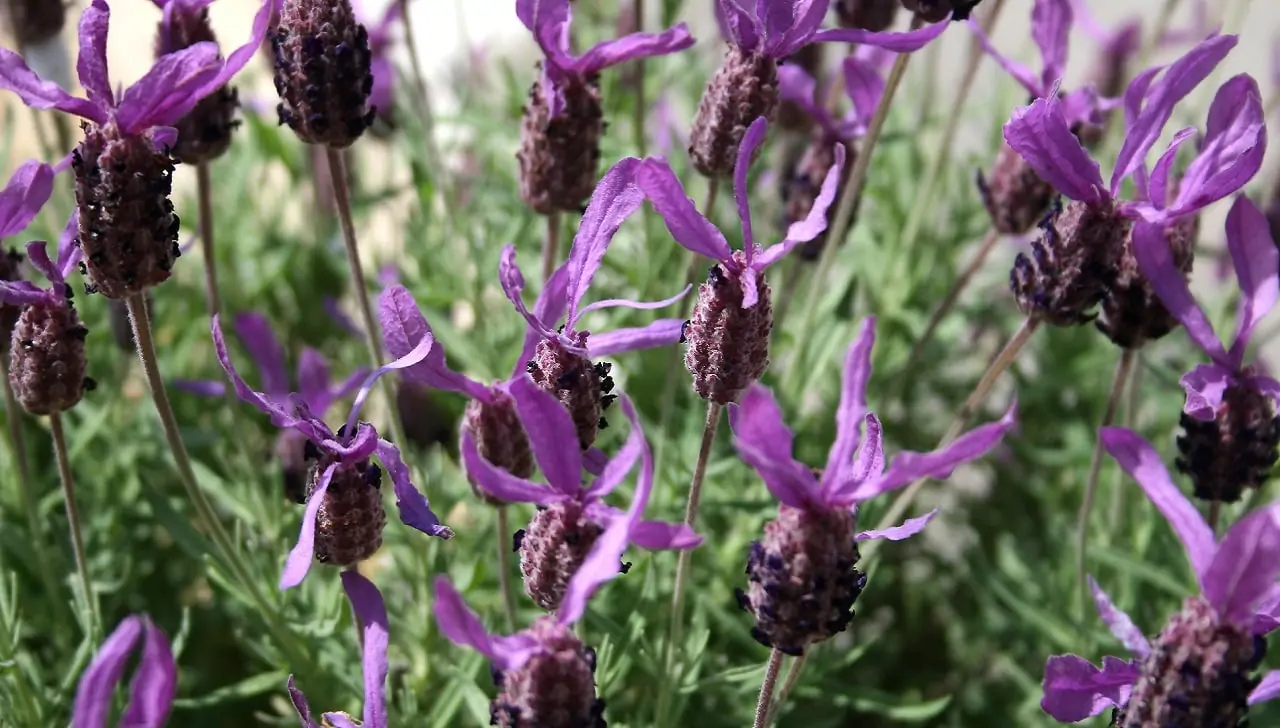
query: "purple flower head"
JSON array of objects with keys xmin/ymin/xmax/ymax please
[
  {"xmin": 640, "ymin": 117, "xmax": 846, "ymax": 309},
  {"xmin": 713, "ymin": 0, "xmax": 952, "ymax": 59},
  {"xmin": 0, "ymin": 159, "xmax": 55, "ymax": 241},
  {"xmin": 289, "ymin": 572, "xmax": 389, "ymax": 728},
  {"xmin": 71, "ymin": 615, "xmax": 176, "ymax": 728},
  {"xmin": 518, "ymin": 0, "xmax": 694, "ymax": 117},
  {"xmin": 0, "ymin": 0, "xmax": 272, "ymax": 152},
  {"xmin": 1041, "ymin": 427, "xmax": 1280, "ymax": 723},
  {"xmin": 211, "ymin": 313, "xmax": 452, "ymax": 590},
  {"xmin": 1004, "ymin": 34, "xmax": 1265, "ymax": 226},
  {"xmin": 777, "ymin": 47, "xmax": 891, "ymax": 142},
  {"xmin": 0, "ymin": 213, "xmax": 83, "ymax": 307}
]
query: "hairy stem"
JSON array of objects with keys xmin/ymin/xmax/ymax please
[
  {"xmin": 902, "ymin": 227, "xmax": 1001, "ymax": 379},
  {"xmin": 196, "ymin": 162, "xmax": 221, "ymax": 321},
  {"xmin": 1075, "ymin": 349, "xmax": 1134, "ymax": 617},
  {"xmin": 753, "ymin": 649, "xmax": 785, "ymax": 728},
  {"xmin": 50, "ymin": 411, "xmax": 97, "ymax": 636},
  {"xmin": 542, "ymin": 212, "xmax": 562, "ymax": 283},
  {"xmin": 496, "ymin": 505, "xmax": 518, "ymax": 633},
  {"xmin": 765, "ymin": 651, "xmax": 807, "ymax": 725}
]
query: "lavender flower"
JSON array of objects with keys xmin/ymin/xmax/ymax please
[
  {"xmin": 176, "ymin": 312, "xmax": 367, "ymax": 502},
  {"xmin": 212, "ymin": 313, "xmax": 451, "ymax": 590},
  {"xmin": 516, "ymin": 0, "xmax": 693, "ymax": 213},
  {"xmin": 729, "ymin": 316, "xmax": 1015, "ymax": 654},
  {"xmin": 0, "ymin": 160, "xmax": 56, "ymax": 345},
  {"xmin": 640, "ymin": 116, "xmax": 844, "ymax": 403},
  {"xmin": 465, "ymin": 378, "xmax": 701, "ymax": 611},
  {"xmin": 1003, "ymin": 34, "xmax": 1264, "ymax": 328},
  {"xmin": 71, "ymin": 615, "xmax": 176, "ymax": 728},
  {"xmin": 1067, "ymin": 0, "xmax": 1141, "ymax": 109},
  {"xmin": 289, "ymin": 571, "xmax": 389, "ymax": 728},
  {"xmin": 1041, "ymin": 427, "xmax": 1280, "ymax": 725},
  {"xmin": 1132, "ymin": 196, "xmax": 1280, "ymax": 504}
]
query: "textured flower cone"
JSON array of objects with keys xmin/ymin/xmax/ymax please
[
  {"xmin": 1113, "ymin": 596, "xmax": 1264, "ymax": 727},
  {"xmin": 1096, "ymin": 216, "xmax": 1197, "ymax": 350},
  {"xmin": 397, "ymin": 380, "xmax": 456, "ymax": 452},
  {"xmin": 978, "ymin": 144, "xmax": 1057, "ymax": 236},
  {"xmin": 516, "ymin": 74, "xmax": 604, "ymax": 215},
  {"xmin": 776, "ymin": 44, "xmax": 822, "ymax": 133},
  {"xmin": 490, "ymin": 618, "xmax": 607, "ymax": 728},
  {"xmin": 1010, "ymin": 200, "xmax": 1126, "ymax": 327},
  {"xmin": 1175, "ymin": 380, "xmax": 1280, "ymax": 504},
  {"xmin": 835, "ymin": 0, "xmax": 901, "ymax": 30},
  {"xmin": 0, "ymin": 248, "xmax": 24, "ymax": 349},
  {"xmin": 684, "ymin": 253, "xmax": 773, "ymax": 404},
  {"xmin": 515, "ymin": 500, "xmax": 604, "ymax": 612},
  {"xmin": 307, "ymin": 456, "xmax": 387, "ymax": 566},
  {"xmin": 2, "ymin": 0, "xmax": 64, "ymax": 47},
  {"xmin": 72, "ymin": 123, "xmax": 182, "ymax": 299},
  {"xmin": 689, "ymin": 47, "xmax": 779, "ymax": 179},
  {"xmin": 9, "ymin": 298, "xmax": 90, "ymax": 415},
  {"xmin": 461, "ymin": 393, "xmax": 535, "ymax": 506},
  {"xmin": 734, "ymin": 504, "xmax": 867, "ymax": 656},
  {"xmin": 272, "ymin": 0, "xmax": 375, "ymax": 148},
  {"xmin": 155, "ymin": 7, "xmax": 241, "ymax": 164},
  {"xmin": 527, "ymin": 335, "xmax": 616, "ymax": 450},
  {"xmin": 784, "ymin": 134, "xmax": 852, "ymax": 261},
  {"xmin": 902, "ymin": 0, "xmax": 983, "ymax": 22}
]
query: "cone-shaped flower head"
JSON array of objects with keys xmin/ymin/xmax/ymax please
[
  {"xmin": 436, "ymin": 420, "xmax": 680, "ymax": 724},
  {"xmin": 2, "ymin": 0, "xmax": 65, "ymax": 48},
  {"xmin": 728, "ymin": 317, "xmax": 1016, "ymax": 655},
  {"xmin": 1004, "ymin": 34, "xmax": 1264, "ymax": 328},
  {"xmin": 0, "ymin": 160, "xmax": 56, "ymax": 348},
  {"xmin": 0, "ymin": 0, "xmax": 271, "ymax": 299},
  {"xmin": 177, "ymin": 312, "xmax": 367, "ymax": 502},
  {"xmin": 465, "ymin": 382, "xmax": 701, "ymax": 611},
  {"xmin": 271, "ymin": 0, "xmax": 376, "ymax": 147},
  {"xmin": 516, "ymin": 0, "xmax": 694, "ymax": 214},
  {"xmin": 212, "ymin": 313, "xmax": 452, "ymax": 590},
  {"xmin": 641, "ymin": 117, "xmax": 845, "ymax": 403},
  {"xmin": 503, "ymin": 157, "xmax": 690, "ymax": 449},
  {"xmin": 903, "ymin": 0, "xmax": 984, "ymax": 23},
  {"xmin": 1133, "ymin": 195, "xmax": 1280, "ymax": 504},
  {"xmin": 288, "ymin": 571, "xmax": 389, "ymax": 728},
  {"xmin": 695, "ymin": 0, "xmax": 949, "ymax": 178},
  {"xmin": 71, "ymin": 615, "xmax": 176, "ymax": 728},
  {"xmin": 0, "ymin": 216, "xmax": 94, "ymax": 416},
  {"xmin": 834, "ymin": 0, "xmax": 900, "ymax": 31},
  {"xmin": 1041, "ymin": 427, "xmax": 1280, "ymax": 724}
]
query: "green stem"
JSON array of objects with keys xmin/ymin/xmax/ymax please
[
  {"xmin": 50, "ymin": 411, "xmax": 97, "ymax": 636},
  {"xmin": 496, "ymin": 505, "xmax": 518, "ymax": 633},
  {"xmin": 753, "ymin": 649, "xmax": 785, "ymax": 728},
  {"xmin": 196, "ymin": 162, "xmax": 221, "ymax": 321},
  {"xmin": 1207, "ymin": 500, "xmax": 1221, "ymax": 536}
]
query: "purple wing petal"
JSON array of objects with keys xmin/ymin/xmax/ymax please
[
  {"xmin": 0, "ymin": 47, "xmax": 104, "ymax": 121},
  {"xmin": 585, "ymin": 318, "xmax": 685, "ymax": 358},
  {"xmin": 574, "ymin": 24, "xmax": 695, "ymax": 75},
  {"xmin": 212, "ymin": 314, "xmax": 300, "ymax": 426},
  {"xmin": 1130, "ymin": 220, "xmax": 1229, "ymax": 366},
  {"xmin": 279, "ymin": 463, "xmax": 336, "ymax": 589},
  {"xmin": 72, "ymin": 616, "xmax": 144, "ymax": 728},
  {"xmin": 823, "ymin": 317, "xmax": 876, "ymax": 482},
  {"xmin": 514, "ymin": 262, "xmax": 572, "ymax": 376},
  {"xmin": 56, "ymin": 209, "xmax": 81, "ymax": 280},
  {"xmin": 172, "ymin": 379, "xmax": 227, "ymax": 397},
  {"xmin": 811, "ymin": 13, "xmax": 950, "ymax": 51},
  {"xmin": 461, "ymin": 430, "xmax": 562, "ymax": 504},
  {"xmin": 234, "ymin": 312, "xmax": 290, "ymax": 398},
  {"xmin": 842, "ymin": 56, "xmax": 886, "ymax": 128},
  {"xmin": 1224, "ymin": 195, "xmax": 1279, "ymax": 364},
  {"xmin": 1252, "ymin": 585, "xmax": 1280, "ymax": 636},
  {"xmin": 190, "ymin": 0, "xmax": 276, "ymax": 95},
  {"xmin": 770, "ymin": 0, "xmax": 829, "ymax": 58},
  {"xmin": 1250, "ymin": 671, "xmax": 1280, "ymax": 705},
  {"xmin": 295, "ymin": 348, "xmax": 332, "ymax": 412},
  {"xmin": 1202, "ymin": 503, "xmax": 1280, "ymax": 625},
  {"xmin": 0, "ymin": 159, "xmax": 55, "ymax": 238},
  {"xmin": 1100, "ymin": 426, "xmax": 1215, "ymax": 582},
  {"xmin": 733, "ymin": 117, "xmax": 768, "ymax": 275},
  {"xmin": 1032, "ymin": 0, "xmax": 1073, "ymax": 90},
  {"xmin": 115, "ymin": 42, "xmax": 222, "ymax": 133},
  {"xmin": 378, "ymin": 285, "xmax": 490, "ymax": 399},
  {"xmin": 574, "ymin": 286, "xmax": 691, "ymax": 319},
  {"xmin": 717, "ymin": 0, "xmax": 761, "ymax": 53},
  {"xmin": 24, "ymin": 240, "xmax": 60, "ymax": 285},
  {"xmin": 287, "ymin": 676, "xmax": 323, "ymax": 728},
  {"xmin": 637, "ymin": 158, "xmax": 732, "ymax": 262},
  {"xmin": 756, "ymin": 143, "xmax": 846, "ymax": 269},
  {"xmin": 628, "ymin": 520, "xmax": 704, "ymax": 550},
  {"xmin": 1088, "ymin": 576, "xmax": 1151, "ymax": 658},
  {"xmin": 510, "ymin": 375, "xmax": 584, "ymax": 495},
  {"xmin": 340, "ymin": 572, "xmax": 390, "ymax": 728},
  {"xmin": 583, "ymin": 394, "xmax": 645, "ymax": 499},
  {"xmin": 967, "ymin": 18, "xmax": 1039, "ymax": 97},
  {"xmin": 1040, "ymin": 654, "xmax": 1139, "ymax": 722},
  {"xmin": 500, "ymin": 244, "xmax": 558, "ymax": 338},
  {"xmin": 77, "ymin": 0, "xmax": 114, "ymax": 108},
  {"xmin": 1142, "ymin": 126, "xmax": 1197, "ymax": 209},
  {"xmin": 432, "ymin": 577, "xmax": 542, "ymax": 671},
  {"xmin": 0, "ymin": 280, "xmax": 51, "ymax": 306},
  {"xmin": 1003, "ymin": 91, "xmax": 1106, "ymax": 204},
  {"xmin": 121, "ymin": 618, "xmax": 177, "ymax": 728},
  {"xmin": 854, "ymin": 510, "xmax": 937, "ymax": 542},
  {"xmin": 728, "ymin": 384, "xmax": 817, "ymax": 509},
  {"xmin": 377, "ymin": 440, "xmax": 453, "ymax": 539},
  {"xmin": 564, "ymin": 158, "xmax": 644, "ymax": 327}
]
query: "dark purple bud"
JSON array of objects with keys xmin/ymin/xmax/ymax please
[
  {"xmin": 273, "ymin": 0, "xmax": 375, "ymax": 148},
  {"xmin": 308, "ymin": 456, "xmax": 387, "ymax": 567},
  {"xmin": 689, "ymin": 48, "xmax": 779, "ymax": 179},
  {"xmin": 518, "ymin": 500, "xmax": 604, "ymax": 612},
  {"xmin": 155, "ymin": 7, "xmax": 242, "ymax": 164},
  {"xmin": 1097, "ymin": 216, "xmax": 1198, "ymax": 350},
  {"xmin": 1175, "ymin": 379, "xmax": 1280, "ymax": 505},
  {"xmin": 684, "ymin": 252, "xmax": 773, "ymax": 404},
  {"xmin": 529, "ymin": 335, "xmax": 610, "ymax": 451},
  {"xmin": 835, "ymin": 0, "xmax": 900, "ymax": 31},
  {"xmin": 9, "ymin": 298, "xmax": 89, "ymax": 415},
  {"xmin": 1009, "ymin": 200, "xmax": 1125, "ymax": 328},
  {"xmin": 490, "ymin": 617, "xmax": 607, "ymax": 728},
  {"xmin": 980, "ymin": 144, "xmax": 1056, "ymax": 237},
  {"xmin": 517, "ymin": 68, "xmax": 604, "ymax": 215}
]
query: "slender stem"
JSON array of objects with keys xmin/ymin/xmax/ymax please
[
  {"xmin": 633, "ymin": 0, "xmax": 647, "ymax": 158},
  {"xmin": 765, "ymin": 652, "xmax": 807, "ymax": 725},
  {"xmin": 396, "ymin": 0, "xmax": 435, "ymax": 137},
  {"xmin": 196, "ymin": 162, "xmax": 221, "ymax": 321},
  {"xmin": 902, "ymin": 227, "xmax": 1001, "ymax": 378},
  {"xmin": 1109, "ymin": 357, "xmax": 1143, "ymax": 536},
  {"xmin": 753, "ymin": 649, "xmax": 785, "ymax": 728},
  {"xmin": 496, "ymin": 505, "xmax": 518, "ymax": 633},
  {"xmin": 542, "ymin": 212, "xmax": 562, "ymax": 283},
  {"xmin": 1208, "ymin": 500, "xmax": 1221, "ymax": 536},
  {"xmin": 656, "ymin": 400, "xmax": 723, "ymax": 725},
  {"xmin": 1074, "ymin": 349, "xmax": 1134, "ymax": 617},
  {"xmin": 49, "ymin": 412, "xmax": 97, "ymax": 636},
  {"xmin": 863, "ymin": 318, "xmax": 1040, "ymax": 566}
]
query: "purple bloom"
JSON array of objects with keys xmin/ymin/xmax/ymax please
[
  {"xmin": 1041, "ymin": 427, "xmax": 1280, "ymax": 723},
  {"xmin": 778, "ymin": 47, "xmax": 891, "ymax": 144},
  {"xmin": 0, "ymin": 214, "xmax": 83, "ymax": 307},
  {"xmin": 713, "ymin": 0, "xmax": 953, "ymax": 58},
  {"xmin": 211, "ymin": 313, "xmax": 452, "ymax": 590},
  {"xmin": 289, "ymin": 571, "xmax": 389, "ymax": 728},
  {"xmin": 640, "ymin": 116, "xmax": 845, "ymax": 309},
  {"xmin": 71, "ymin": 615, "xmax": 176, "ymax": 728},
  {"xmin": 518, "ymin": 0, "xmax": 694, "ymax": 117},
  {"xmin": 0, "ymin": 160, "xmax": 55, "ymax": 240}
]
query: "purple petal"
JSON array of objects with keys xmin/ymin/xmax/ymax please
[
  {"xmin": 586, "ymin": 318, "xmax": 685, "ymax": 358},
  {"xmin": 513, "ymin": 262, "xmax": 572, "ymax": 375},
  {"xmin": 728, "ymin": 384, "xmax": 816, "ymax": 509},
  {"xmin": 823, "ymin": 317, "xmax": 876, "ymax": 482},
  {"xmin": 1032, "ymin": 0, "xmax": 1072, "ymax": 90},
  {"xmin": 1202, "ymin": 503, "xmax": 1280, "ymax": 624},
  {"xmin": 637, "ymin": 158, "xmax": 732, "ymax": 262},
  {"xmin": 287, "ymin": 676, "xmax": 322, "ymax": 728},
  {"xmin": 190, "ymin": 0, "xmax": 276, "ymax": 97},
  {"xmin": 518, "ymin": 0, "xmax": 571, "ymax": 66},
  {"xmin": 574, "ymin": 286, "xmax": 690, "ymax": 319},
  {"xmin": 1100, "ymin": 426, "xmax": 1216, "ymax": 582},
  {"xmin": 121, "ymin": 619, "xmax": 177, "ymax": 728},
  {"xmin": 510, "ymin": 375, "xmax": 584, "ymax": 495},
  {"xmin": 1250, "ymin": 671, "xmax": 1280, "ymax": 705},
  {"xmin": 295, "ymin": 348, "xmax": 332, "ymax": 411},
  {"xmin": 1110, "ymin": 33, "xmax": 1236, "ymax": 194},
  {"xmin": 172, "ymin": 379, "xmax": 227, "ymax": 398},
  {"xmin": 77, "ymin": 0, "xmax": 113, "ymax": 108},
  {"xmin": 1130, "ymin": 220, "xmax": 1228, "ymax": 366},
  {"xmin": 24, "ymin": 240, "xmax": 59, "ymax": 285},
  {"xmin": 574, "ymin": 24, "xmax": 695, "ymax": 75},
  {"xmin": 499, "ymin": 245, "xmax": 557, "ymax": 339},
  {"xmin": 842, "ymin": 56, "xmax": 886, "ymax": 128},
  {"xmin": 1253, "ymin": 585, "xmax": 1280, "ymax": 635},
  {"xmin": 717, "ymin": 0, "xmax": 761, "ymax": 53},
  {"xmin": 377, "ymin": 440, "xmax": 453, "ymax": 539},
  {"xmin": 1224, "ymin": 195, "xmax": 1279, "ymax": 363},
  {"xmin": 0, "ymin": 281, "xmax": 50, "ymax": 306},
  {"xmin": 432, "ymin": 577, "xmax": 542, "ymax": 672},
  {"xmin": 0, "ymin": 45, "xmax": 103, "ymax": 120},
  {"xmin": 564, "ymin": 158, "xmax": 644, "ymax": 327},
  {"xmin": 212, "ymin": 314, "xmax": 301, "ymax": 427},
  {"xmin": 854, "ymin": 510, "xmax": 937, "ymax": 542},
  {"xmin": 1040, "ymin": 654, "xmax": 1139, "ymax": 722},
  {"xmin": 322, "ymin": 714, "xmax": 359, "ymax": 728},
  {"xmin": 778, "ymin": 65, "xmax": 834, "ymax": 134},
  {"xmin": 461, "ymin": 430, "xmax": 563, "ymax": 504},
  {"xmin": 628, "ymin": 520, "xmax": 704, "ymax": 550},
  {"xmin": 756, "ymin": 143, "xmax": 846, "ymax": 270},
  {"xmin": 72, "ymin": 616, "xmax": 144, "ymax": 728},
  {"xmin": 1003, "ymin": 91, "xmax": 1106, "ymax": 204},
  {"xmin": 378, "ymin": 285, "xmax": 489, "ymax": 399},
  {"xmin": 115, "ymin": 42, "xmax": 222, "ymax": 133},
  {"xmin": 323, "ymin": 296, "xmax": 363, "ymax": 338},
  {"xmin": 233, "ymin": 312, "xmax": 290, "ymax": 398},
  {"xmin": 1088, "ymin": 576, "xmax": 1151, "ymax": 658},
  {"xmin": 811, "ymin": 13, "xmax": 950, "ymax": 51},
  {"xmin": 340, "ymin": 572, "xmax": 389, "ymax": 728},
  {"xmin": 1142, "ymin": 126, "xmax": 1197, "ymax": 208},
  {"xmin": 583, "ymin": 394, "xmax": 645, "ymax": 500},
  {"xmin": 369, "ymin": 57, "xmax": 395, "ymax": 119},
  {"xmin": 0, "ymin": 159, "xmax": 55, "ymax": 238},
  {"xmin": 769, "ymin": 0, "xmax": 829, "ymax": 58},
  {"xmin": 280, "ymin": 463, "xmax": 335, "ymax": 589},
  {"xmin": 56, "ymin": 209, "xmax": 81, "ymax": 280},
  {"xmin": 967, "ymin": 18, "xmax": 1039, "ymax": 97},
  {"xmin": 733, "ymin": 117, "xmax": 768, "ymax": 274}
]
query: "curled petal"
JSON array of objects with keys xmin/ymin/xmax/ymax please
[
  {"xmin": 280, "ymin": 463, "xmax": 337, "ymax": 590},
  {"xmin": 565, "ymin": 157, "xmax": 644, "ymax": 327},
  {"xmin": 824, "ymin": 316, "xmax": 875, "ymax": 482},
  {"xmin": 1040, "ymin": 654, "xmax": 1139, "ymax": 722},
  {"xmin": 811, "ymin": 14, "xmax": 950, "ymax": 51},
  {"xmin": 121, "ymin": 619, "xmax": 177, "ymax": 728},
  {"xmin": 72, "ymin": 616, "xmax": 145, "ymax": 728},
  {"xmin": 212, "ymin": 314, "xmax": 312, "ymax": 433},
  {"xmin": 575, "ymin": 24, "xmax": 695, "ymax": 75},
  {"xmin": 499, "ymin": 245, "xmax": 557, "ymax": 339},
  {"xmin": 574, "ymin": 285, "xmax": 690, "ymax": 320},
  {"xmin": 461, "ymin": 430, "xmax": 563, "ymax": 504},
  {"xmin": 377, "ymin": 440, "xmax": 453, "ymax": 539},
  {"xmin": 1003, "ymin": 90, "xmax": 1106, "ymax": 204},
  {"xmin": 1139, "ymin": 126, "xmax": 1197, "ymax": 208},
  {"xmin": 432, "ymin": 577, "xmax": 543, "ymax": 671},
  {"xmin": 378, "ymin": 285, "xmax": 490, "ymax": 400},
  {"xmin": 77, "ymin": 0, "xmax": 113, "ymax": 108},
  {"xmin": 1088, "ymin": 576, "xmax": 1151, "ymax": 658},
  {"xmin": 637, "ymin": 158, "xmax": 732, "ymax": 262},
  {"xmin": 756, "ymin": 143, "xmax": 847, "ymax": 270},
  {"xmin": 24, "ymin": 240, "xmax": 60, "ymax": 286},
  {"xmin": 0, "ymin": 159, "xmax": 55, "ymax": 238},
  {"xmin": 734, "ymin": 117, "xmax": 769, "ymax": 269},
  {"xmin": 1250, "ymin": 671, "xmax": 1280, "ymax": 705},
  {"xmin": 1130, "ymin": 221, "xmax": 1228, "ymax": 366},
  {"xmin": 0, "ymin": 47, "xmax": 105, "ymax": 122},
  {"xmin": 340, "ymin": 572, "xmax": 390, "ymax": 728},
  {"xmin": 515, "ymin": 263, "xmax": 572, "ymax": 375},
  {"xmin": 585, "ymin": 318, "xmax": 686, "ymax": 358},
  {"xmin": 56, "ymin": 210, "xmax": 81, "ymax": 280},
  {"xmin": 115, "ymin": 41, "xmax": 223, "ymax": 133},
  {"xmin": 234, "ymin": 312, "xmax": 289, "ymax": 398},
  {"xmin": 342, "ymin": 326, "xmax": 440, "ymax": 437},
  {"xmin": 1223, "ymin": 195, "xmax": 1279, "ymax": 363},
  {"xmin": 1202, "ymin": 503, "xmax": 1280, "ymax": 625},
  {"xmin": 854, "ymin": 509, "xmax": 937, "ymax": 542}
]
